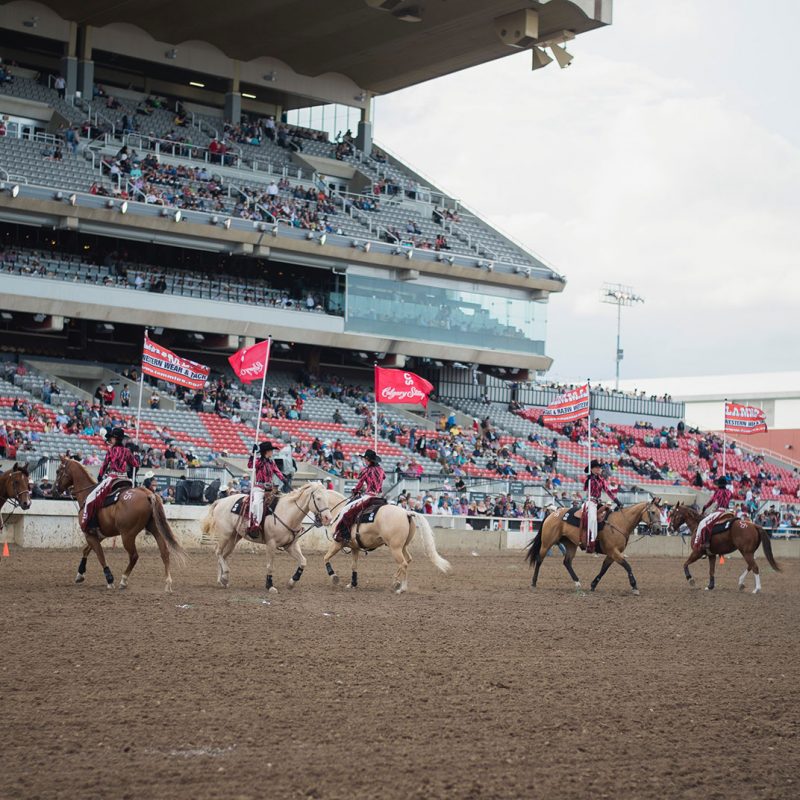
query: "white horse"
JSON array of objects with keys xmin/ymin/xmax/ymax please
[
  {"xmin": 321, "ymin": 489, "xmax": 451, "ymax": 594},
  {"xmin": 201, "ymin": 481, "xmax": 333, "ymax": 592}
]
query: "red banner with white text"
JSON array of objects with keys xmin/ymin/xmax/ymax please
[
  {"xmin": 724, "ymin": 402, "xmax": 767, "ymax": 435},
  {"xmin": 228, "ymin": 339, "xmax": 270, "ymax": 384},
  {"xmin": 141, "ymin": 335, "xmax": 210, "ymax": 389},
  {"xmin": 542, "ymin": 384, "xmax": 590, "ymax": 424},
  {"xmin": 375, "ymin": 366, "xmax": 434, "ymax": 407}
]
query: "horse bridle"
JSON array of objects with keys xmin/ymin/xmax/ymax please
[{"xmin": 55, "ymin": 464, "xmax": 96, "ymax": 502}]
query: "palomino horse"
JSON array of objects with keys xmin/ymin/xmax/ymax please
[
  {"xmin": 669, "ymin": 503, "xmax": 780, "ymax": 593},
  {"xmin": 55, "ymin": 456, "xmax": 186, "ymax": 592},
  {"xmin": 525, "ymin": 500, "xmax": 663, "ymax": 595},
  {"xmin": 201, "ymin": 481, "xmax": 333, "ymax": 592},
  {"xmin": 0, "ymin": 463, "xmax": 32, "ymax": 525},
  {"xmin": 322, "ymin": 489, "xmax": 451, "ymax": 594}
]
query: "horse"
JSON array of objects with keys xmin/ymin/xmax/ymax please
[
  {"xmin": 668, "ymin": 503, "xmax": 780, "ymax": 593},
  {"xmin": 55, "ymin": 455, "xmax": 186, "ymax": 592},
  {"xmin": 525, "ymin": 500, "xmax": 663, "ymax": 595},
  {"xmin": 0, "ymin": 463, "xmax": 32, "ymax": 526},
  {"xmin": 201, "ymin": 481, "xmax": 333, "ymax": 592},
  {"xmin": 321, "ymin": 489, "xmax": 451, "ymax": 594}
]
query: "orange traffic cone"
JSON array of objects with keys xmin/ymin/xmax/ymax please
[
  {"xmin": 719, "ymin": 555, "xmax": 725, "ymax": 565},
  {"xmin": 2, "ymin": 541, "xmax": 9, "ymax": 557}
]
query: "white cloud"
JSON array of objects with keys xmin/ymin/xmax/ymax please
[{"xmin": 374, "ymin": 33, "xmax": 800, "ymax": 381}]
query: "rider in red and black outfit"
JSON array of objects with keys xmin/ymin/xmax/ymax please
[
  {"xmin": 693, "ymin": 477, "xmax": 733, "ymax": 552},
  {"xmin": 583, "ymin": 459, "xmax": 621, "ymax": 553},
  {"xmin": 336, "ymin": 449, "xmax": 386, "ymax": 542},
  {"xmin": 246, "ymin": 440, "xmax": 285, "ymax": 536},
  {"xmin": 81, "ymin": 427, "xmax": 139, "ymax": 535}
]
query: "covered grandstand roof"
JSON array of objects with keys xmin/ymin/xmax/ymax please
[{"xmin": 17, "ymin": 0, "xmax": 611, "ymax": 93}]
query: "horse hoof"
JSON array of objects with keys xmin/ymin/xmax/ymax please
[
  {"xmin": 74, "ymin": 574, "xmax": 84, "ymax": 584},
  {"xmin": 268, "ymin": 587, "xmax": 278, "ymax": 594},
  {"xmin": 631, "ymin": 588, "xmax": 640, "ymax": 596},
  {"xmin": 346, "ymin": 583, "xmax": 356, "ymax": 590},
  {"xmin": 687, "ymin": 578, "xmax": 696, "ymax": 587},
  {"xmin": 287, "ymin": 580, "xmax": 295, "ymax": 590},
  {"xmin": 118, "ymin": 583, "xmax": 127, "ymax": 591},
  {"xmin": 590, "ymin": 585, "xmax": 597, "ymax": 592},
  {"xmin": 752, "ymin": 588, "xmax": 761, "ymax": 595},
  {"xmin": 106, "ymin": 583, "xmax": 114, "ymax": 590},
  {"xmin": 705, "ymin": 585, "xmax": 714, "ymax": 592},
  {"xmin": 739, "ymin": 583, "xmax": 746, "ymax": 592},
  {"xmin": 392, "ymin": 581, "xmax": 401, "ymax": 592},
  {"xmin": 331, "ymin": 574, "xmax": 340, "ymax": 585}
]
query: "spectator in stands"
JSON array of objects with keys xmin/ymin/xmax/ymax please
[
  {"xmin": 150, "ymin": 391, "xmax": 161, "ymax": 410},
  {"xmin": 54, "ymin": 73, "xmax": 66, "ymax": 99}
]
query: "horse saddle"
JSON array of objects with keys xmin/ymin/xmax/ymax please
[
  {"xmin": 230, "ymin": 494, "xmax": 279, "ymax": 518},
  {"xmin": 102, "ymin": 480, "xmax": 133, "ymax": 508},
  {"xmin": 564, "ymin": 507, "xmax": 605, "ymax": 533},
  {"xmin": 709, "ymin": 514, "xmax": 736, "ymax": 536},
  {"xmin": 356, "ymin": 497, "xmax": 388, "ymax": 529}
]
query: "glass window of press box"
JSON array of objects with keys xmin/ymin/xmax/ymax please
[
  {"xmin": 284, "ymin": 105, "xmax": 362, "ymax": 141},
  {"xmin": 345, "ymin": 274, "xmax": 547, "ymax": 354}
]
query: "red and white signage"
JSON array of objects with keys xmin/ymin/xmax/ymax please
[
  {"xmin": 542, "ymin": 383, "xmax": 590, "ymax": 424},
  {"xmin": 724, "ymin": 402, "xmax": 767, "ymax": 435},
  {"xmin": 228, "ymin": 339, "xmax": 271, "ymax": 384},
  {"xmin": 141, "ymin": 335, "xmax": 210, "ymax": 389},
  {"xmin": 375, "ymin": 366, "xmax": 434, "ymax": 407}
]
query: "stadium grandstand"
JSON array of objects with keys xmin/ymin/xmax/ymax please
[{"xmin": 0, "ymin": 0, "xmax": 797, "ymax": 533}]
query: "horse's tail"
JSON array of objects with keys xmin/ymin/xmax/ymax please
[
  {"xmin": 411, "ymin": 513, "xmax": 451, "ymax": 574},
  {"xmin": 757, "ymin": 525, "xmax": 781, "ymax": 572},
  {"xmin": 148, "ymin": 493, "xmax": 188, "ymax": 566},
  {"xmin": 525, "ymin": 528, "xmax": 542, "ymax": 567}
]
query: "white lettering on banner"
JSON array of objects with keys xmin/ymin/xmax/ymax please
[
  {"xmin": 403, "ymin": 373, "xmax": 414, "ymax": 386},
  {"xmin": 380, "ymin": 386, "xmax": 426, "ymax": 402},
  {"xmin": 239, "ymin": 360, "xmax": 264, "ymax": 378}
]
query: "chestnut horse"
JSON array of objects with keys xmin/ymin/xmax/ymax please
[
  {"xmin": 0, "ymin": 463, "xmax": 32, "ymax": 526},
  {"xmin": 321, "ymin": 489, "xmax": 451, "ymax": 594},
  {"xmin": 55, "ymin": 456, "xmax": 186, "ymax": 592},
  {"xmin": 669, "ymin": 503, "xmax": 780, "ymax": 593},
  {"xmin": 525, "ymin": 500, "xmax": 663, "ymax": 595}
]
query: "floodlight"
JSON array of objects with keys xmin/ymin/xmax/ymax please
[
  {"xmin": 223, "ymin": 218, "xmax": 232, "ymax": 229},
  {"xmin": 68, "ymin": 194, "xmax": 77, "ymax": 206},
  {"xmin": 532, "ymin": 47, "xmax": 553, "ymax": 70},
  {"xmin": 318, "ymin": 234, "xmax": 327, "ymax": 246},
  {"xmin": 173, "ymin": 210, "xmax": 182, "ymax": 223},
  {"xmin": 119, "ymin": 201, "xmax": 128, "ymax": 214},
  {"xmin": 551, "ymin": 43, "xmax": 573, "ymax": 68}
]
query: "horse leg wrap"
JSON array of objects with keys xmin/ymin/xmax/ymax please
[
  {"xmin": 78, "ymin": 558, "xmax": 88, "ymax": 575},
  {"xmin": 351, "ymin": 571, "xmax": 358, "ymax": 588},
  {"xmin": 103, "ymin": 565, "xmax": 114, "ymax": 584},
  {"xmin": 265, "ymin": 574, "xmax": 274, "ymax": 591},
  {"xmin": 291, "ymin": 566, "xmax": 304, "ymax": 583},
  {"xmin": 325, "ymin": 562, "xmax": 335, "ymax": 576}
]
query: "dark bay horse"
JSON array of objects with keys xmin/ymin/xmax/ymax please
[
  {"xmin": 525, "ymin": 500, "xmax": 663, "ymax": 595},
  {"xmin": 55, "ymin": 456, "xmax": 186, "ymax": 592},
  {"xmin": 669, "ymin": 503, "xmax": 780, "ymax": 593},
  {"xmin": 1, "ymin": 463, "xmax": 32, "ymax": 519}
]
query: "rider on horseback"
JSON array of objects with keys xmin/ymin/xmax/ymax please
[
  {"xmin": 583, "ymin": 459, "xmax": 621, "ymax": 554},
  {"xmin": 693, "ymin": 477, "xmax": 733, "ymax": 553},
  {"xmin": 247, "ymin": 440, "xmax": 285, "ymax": 537},
  {"xmin": 335, "ymin": 449, "xmax": 386, "ymax": 542},
  {"xmin": 81, "ymin": 427, "xmax": 139, "ymax": 536}
]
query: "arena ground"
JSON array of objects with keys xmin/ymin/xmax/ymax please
[{"xmin": 2, "ymin": 548, "xmax": 798, "ymax": 800}]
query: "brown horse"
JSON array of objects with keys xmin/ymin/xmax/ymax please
[
  {"xmin": 55, "ymin": 456, "xmax": 186, "ymax": 592},
  {"xmin": 0, "ymin": 463, "xmax": 32, "ymax": 526},
  {"xmin": 525, "ymin": 500, "xmax": 663, "ymax": 595},
  {"xmin": 669, "ymin": 503, "xmax": 780, "ymax": 593}
]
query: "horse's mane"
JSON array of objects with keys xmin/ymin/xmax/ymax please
[{"xmin": 675, "ymin": 504, "xmax": 701, "ymax": 522}]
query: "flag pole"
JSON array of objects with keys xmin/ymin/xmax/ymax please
[
  {"xmin": 586, "ymin": 379, "xmax": 592, "ymax": 502},
  {"xmin": 373, "ymin": 361, "xmax": 379, "ymax": 454},
  {"xmin": 133, "ymin": 328, "xmax": 147, "ymax": 486},
  {"xmin": 722, "ymin": 398, "xmax": 727, "ymax": 479},
  {"xmin": 250, "ymin": 337, "xmax": 271, "ymax": 492}
]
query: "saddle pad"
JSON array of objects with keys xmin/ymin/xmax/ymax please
[
  {"xmin": 231, "ymin": 496, "xmax": 249, "ymax": 516},
  {"xmin": 710, "ymin": 518, "xmax": 735, "ymax": 536},
  {"xmin": 101, "ymin": 484, "xmax": 131, "ymax": 508},
  {"xmin": 565, "ymin": 508, "xmax": 605, "ymax": 532},
  {"xmin": 357, "ymin": 497, "xmax": 388, "ymax": 526}
]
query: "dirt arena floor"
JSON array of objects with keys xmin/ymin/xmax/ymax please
[{"xmin": 1, "ymin": 546, "xmax": 798, "ymax": 800}]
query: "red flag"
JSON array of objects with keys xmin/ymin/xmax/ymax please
[
  {"xmin": 228, "ymin": 340, "xmax": 270, "ymax": 384},
  {"xmin": 542, "ymin": 384, "xmax": 590, "ymax": 424},
  {"xmin": 724, "ymin": 402, "xmax": 767, "ymax": 435},
  {"xmin": 141, "ymin": 335, "xmax": 209, "ymax": 389},
  {"xmin": 375, "ymin": 366, "xmax": 434, "ymax": 407}
]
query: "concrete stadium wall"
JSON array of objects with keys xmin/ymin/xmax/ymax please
[{"xmin": 3, "ymin": 501, "xmax": 798, "ymax": 559}]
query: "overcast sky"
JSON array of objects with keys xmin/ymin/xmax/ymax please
[{"xmin": 374, "ymin": 0, "xmax": 798, "ymax": 383}]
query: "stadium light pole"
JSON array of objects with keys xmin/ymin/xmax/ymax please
[{"xmin": 600, "ymin": 283, "xmax": 645, "ymax": 390}]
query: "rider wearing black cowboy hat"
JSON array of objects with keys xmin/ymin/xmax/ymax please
[
  {"xmin": 334, "ymin": 448, "xmax": 386, "ymax": 542},
  {"xmin": 81, "ymin": 426, "xmax": 139, "ymax": 535},
  {"xmin": 246, "ymin": 440, "xmax": 285, "ymax": 536},
  {"xmin": 583, "ymin": 459, "xmax": 621, "ymax": 553}
]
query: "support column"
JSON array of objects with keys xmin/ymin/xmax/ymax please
[
  {"xmin": 60, "ymin": 22, "xmax": 78, "ymax": 99},
  {"xmin": 224, "ymin": 62, "xmax": 241, "ymax": 123},
  {"xmin": 356, "ymin": 119, "xmax": 373, "ymax": 156},
  {"xmin": 77, "ymin": 24, "xmax": 93, "ymax": 100}
]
